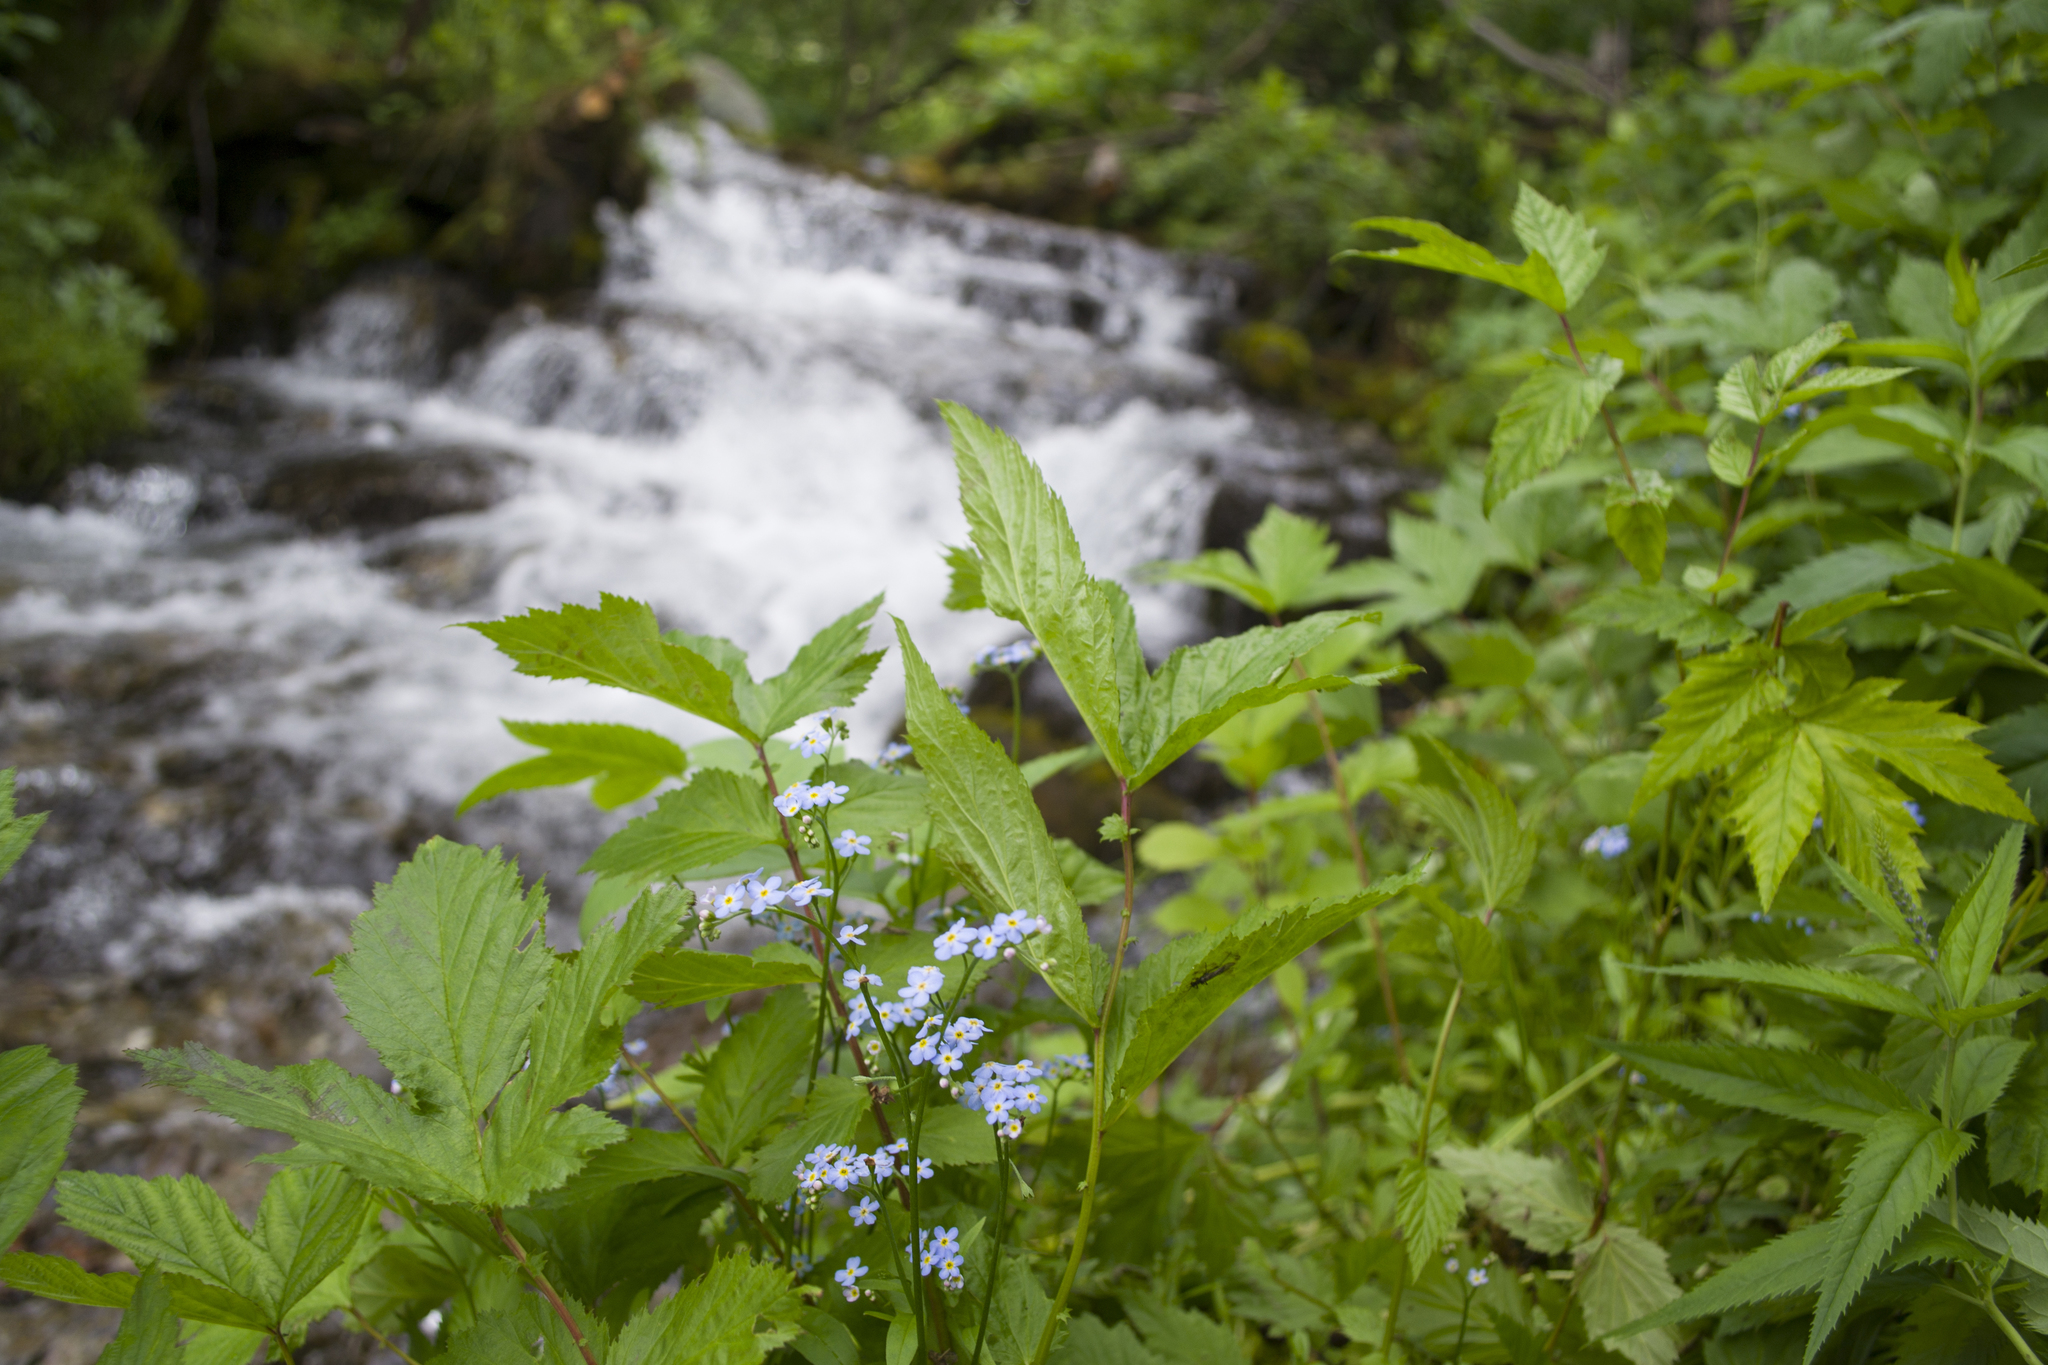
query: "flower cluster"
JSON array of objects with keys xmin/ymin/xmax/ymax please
[
  {"xmin": 789, "ymin": 710, "xmax": 849, "ymax": 760},
  {"xmin": 774, "ymin": 779, "xmax": 850, "ymax": 818},
  {"xmin": 1581, "ymin": 825, "xmax": 1630, "ymax": 859},
  {"xmin": 834, "ymin": 1256, "xmax": 869, "ymax": 1300},
  {"xmin": 700, "ymin": 869, "xmax": 831, "ymax": 923},
  {"xmin": 1040, "ymin": 1053, "xmax": 1091, "ymax": 1081},
  {"xmin": 931, "ymin": 911, "xmax": 1049, "ymax": 963},
  {"xmin": 907, "ymin": 1014, "xmax": 987, "ymax": 1075},
  {"xmin": 791, "ymin": 1139, "xmax": 931, "ymax": 1201},
  {"xmin": 910, "ymin": 1226, "xmax": 966, "ymax": 1291},
  {"xmin": 972, "ymin": 639, "xmax": 1040, "ymax": 671},
  {"xmin": 955, "ymin": 1058, "xmax": 1049, "ymax": 1139}
]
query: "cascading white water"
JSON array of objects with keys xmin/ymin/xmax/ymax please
[{"xmin": 0, "ymin": 124, "xmax": 1382, "ymax": 976}]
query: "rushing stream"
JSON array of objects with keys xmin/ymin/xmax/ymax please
[{"xmin": 0, "ymin": 118, "xmax": 1399, "ymax": 1361}]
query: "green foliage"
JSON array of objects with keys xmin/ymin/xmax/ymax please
[
  {"xmin": 0, "ymin": 1045, "xmax": 80, "ymax": 1247},
  {"xmin": 460, "ymin": 721, "xmax": 689, "ymax": 814}
]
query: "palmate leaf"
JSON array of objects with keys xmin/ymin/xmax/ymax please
[
  {"xmin": 1434, "ymin": 1147, "xmax": 1590, "ymax": 1254},
  {"xmin": 1100, "ymin": 873, "xmax": 1421, "ymax": 1122},
  {"xmin": 1636, "ymin": 644, "xmax": 1784, "ymax": 808},
  {"xmin": 1486, "ymin": 354, "xmax": 1622, "ymax": 512},
  {"xmin": 608, "ymin": 1250, "xmax": 801, "ymax": 1365},
  {"xmin": 1339, "ymin": 216, "xmax": 1570, "ymax": 312},
  {"xmin": 945, "ymin": 401, "xmax": 1139, "ymax": 776},
  {"xmin": 1142, "ymin": 504, "xmax": 1340, "ymax": 616},
  {"xmin": 1574, "ymin": 1225, "xmax": 1681, "ymax": 1365},
  {"xmin": 0, "ymin": 768, "xmax": 48, "ymax": 881},
  {"xmin": 1616, "ymin": 1224, "xmax": 1831, "ymax": 1337},
  {"xmin": 459, "ymin": 721, "xmax": 687, "ymax": 814},
  {"xmin": 630, "ymin": 943, "xmax": 820, "ymax": 1009},
  {"xmin": 464, "ymin": 594, "xmax": 753, "ymax": 739},
  {"xmin": 1807, "ymin": 1109, "xmax": 1972, "ymax": 1362},
  {"xmin": 898, "ymin": 617, "xmax": 1105, "ymax": 1025},
  {"xmin": 1396, "ymin": 1156, "xmax": 1465, "ymax": 1277},
  {"xmin": 1645, "ymin": 961, "xmax": 1936, "ymax": 1021},
  {"xmin": 1606, "ymin": 1040, "xmax": 1913, "ymax": 1133},
  {"xmin": 582, "ymin": 768, "xmax": 782, "ymax": 882},
  {"xmin": 1940, "ymin": 826, "xmax": 2025, "ymax": 1011},
  {"xmin": 0, "ymin": 1045, "xmax": 81, "ymax": 1247},
  {"xmin": 696, "ymin": 988, "xmax": 815, "ymax": 1164},
  {"xmin": 98, "ymin": 1269, "xmax": 186, "ymax": 1365},
  {"xmin": 330, "ymin": 839, "xmax": 551, "ymax": 1119}
]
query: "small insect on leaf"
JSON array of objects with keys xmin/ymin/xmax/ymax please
[{"xmin": 1188, "ymin": 961, "xmax": 1237, "ymax": 989}]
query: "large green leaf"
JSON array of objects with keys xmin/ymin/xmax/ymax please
[
  {"xmin": 97, "ymin": 1268, "xmax": 187, "ymax": 1365},
  {"xmin": 1806, "ymin": 1109, "xmax": 1972, "ymax": 1362},
  {"xmin": 697, "ymin": 988, "xmax": 815, "ymax": 1164},
  {"xmin": 743, "ymin": 593, "xmax": 887, "ymax": 738},
  {"xmin": 630, "ymin": 944, "xmax": 821, "ymax": 1009},
  {"xmin": 330, "ymin": 839, "xmax": 552, "ymax": 1120},
  {"xmin": 1636, "ymin": 644, "xmax": 1784, "ymax": 807},
  {"xmin": 1608, "ymin": 1040, "xmax": 1914, "ymax": 1134},
  {"xmin": 1102, "ymin": 873, "xmax": 1421, "ymax": 1122},
  {"xmin": 1569, "ymin": 584, "xmax": 1751, "ymax": 651},
  {"xmin": 1509, "ymin": 183, "xmax": 1605, "ymax": 308},
  {"xmin": 1486, "ymin": 354, "xmax": 1622, "ymax": 512},
  {"xmin": 1939, "ymin": 825, "xmax": 2025, "ymax": 1011},
  {"xmin": 1646, "ymin": 961, "xmax": 1936, "ymax": 1022},
  {"xmin": 1574, "ymin": 1225, "xmax": 1681, "ymax": 1365},
  {"xmin": 1434, "ymin": 1146, "xmax": 1590, "ymax": 1254},
  {"xmin": 250, "ymin": 1166, "xmax": 373, "ymax": 1319},
  {"xmin": 55, "ymin": 1173, "xmax": 277, "ymax": 1321},
  {"xmin": 898, "ymin": 617, "xmax": 1105, "ymax": 1026},
  {"xmin": 0, "ymin": 1251, "xmax": 141, "ymax": 1307},
  {"xmin": 608, "ymin": 1250, "xmax": 801, "ymax": 1365},
  {"xmin": 583, "ymin": 769, "xmax": 783, "ymax": 881},
  {"xmin": 1947, "ymin": 1035, "xmax": 2028, "ymax": 1126},
  {"xmin": 458, "ymin": 721, "xmax": 688, "ymax": 814},
  {"xmin": 984, "ymin": 1256, "xmax": 1057, "ymax": 1365},
  {"xmin": 0, "ymin": 1045, "xmax": 81, "ymax": 1247},
  {"xmin": 464, "ymin": 594, "xmax": 752, "ymax": 738},
  {"xmin": 1396, "ymin": 1157, "xmax": 1465, "ymax": 1277},
  {"xmin": 944, "ymin": 401, "xmax": 1138, "ymax": 776},
  {"xmin": 1616, "ymin": 1224, "xmax": 1832, "ymax": 1336},
  {"xmin": 1401, "ymin": 737, "xmax": 1536, "ymax": 914},
  {"xmin": 140, "ymin": 1048, "xmax": 486, "ymax": 1204},
  {"xmin": 1725, "ymin": 712, "xmax": 1826, "ymax": 909},
  {"xmin": 1989, "ymin": 1042, "xmax": 2048, "ymax": 1194},
  {"xmin": 1339, "ymin": 216, "xmax": 1569, "ymax": 311},
  {"xmin": 0, "ymin": 768, "xmax": 47, "ymax": 882},
  {"xmin": 749, "ymin": 1075, "xmax": 867, "ymax": 1204}
]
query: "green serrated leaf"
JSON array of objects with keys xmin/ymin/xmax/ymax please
[
  {"xmin": 1990, "ymin": 1043, "xmax": 2048, "ymax": 1194},
  {"xmin": 1404, "ymin": 736, "xmax": 1536, "ymax": 914},
  {"xmin": 1645, "ymin": 960, "xmax": 1936, "ymax": 1021},
  {"xmin": 1575, "ymin": 1224, "xmax": 1681, "ymax": 1365},
  {"xmin": 750, "ymin": 1075, "xmax": 867, "ymax": 1204},
  {"xmin": 0, "ymin": 768, "xmax": 48, "ymax": 882},
  {"xmin": 1339, "ymin": 216, "xmax": 1568, "ymax": 311},
  {"xmin": 630, "ymin": 944, "xmax": 820, "ymax": 1009},
  {"xmin": 1940, "ymin": 826, "xmax": 2025, "ymax": 1011},
  {"xmin": 1486, "ymin": 355, "xmax": 1622, "ymax": 512},
  {"xmin": 1948, "ymin": 1035, "xmax": 2029, "ymax": 1126},
  {"xmin": 1726, "ymin": 712, "xmax": 1825, "ymax": 909},
  {"xmin": 1605, "ymin": 477, "xmax": 1670, "ymax": 582},
  {"xmin": 582, "ymin": 769, "xmax": 783, "ymax": 883},
  {"xmin": 1396, "ymin": 1156, "xmax": 1464, "ymax": 1277},
  {"xmin": 746, "ymin": 594, "xmax": 887, "ymax": 738},
  {"xmin": 1716, "ymin": 356, "xmax": 1772, "ymax": 424},
  {"xmin": 1780, "ymin": 366, "xmax": 1913, "ymax": 405},
  {"xmin": 1636, "ymin": 644, "xmax": 1782, "ymax": 807},
  {"xmin": 1806, "ymin": 1109, "xmax": 1972, "ymax": 1361},
  {"xmin": 1607, "ymin": 1040, "xmax": 1914, "ymax": 1133},
  {"xmin": 697, "ymin": 988, "xmax": 815, "ymax": 1164},
  {"xmin": 459, "ymin": 722, "xmax": 687, "ymax": 815},
  {"xmin": 1509, "ymin": 183, "xmax": 1606, "ymax": 308},
  {"xmin": 609, "ymin": 1250, "xmax": 801, "ymax": 1365},
  {"xmin": 55, "ymin": 1172, "xmax": 278, "ymax": 1319},
  {"xmin": 0, "ymin": 1045, "xmax": 81, "ymax": 1248},
  {"xmin": 1707, "ymin": 430, "xmax": 1757, "ymax": 486},
  {"xmin": 898, "ymin": 616, "xmax": 1104, "ymax": 1025},
  {"xmin": 464, "ymin": 594, "xmax": 754, "ymax": 740},
  {"xmin": 1614, "ymin": 1223, "xmax": 1831, "ymax": 1337},
  {"xmin": 943, "ymin": 544, "xmax": 987, "ymax": 611},
  {"xmin": 1764, "ymin": 321, "xmax": 1857, "ymax": 391},
  {"xmin": 250, "ymin": 1165, "xmax": 372, "ymax": 1319},
  {"xmin": 97, "ymin": 1268, "xmax": 187, "ymax": 1365},
  {"xmin": 1570, "ymin": 584, "xmax": 1751, "ymax": 650},
  {"xmin": 0, "ymin": 1250, "xmax": 137, "ymax": 1307},
  {"xmin": 1434, "ymin": 1146, "xmax": 1590, "ymax": 1254}
]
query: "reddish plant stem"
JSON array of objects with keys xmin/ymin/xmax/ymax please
[{"xmin": 492, "ymin": 1215, "xmax": 601, "ymax": 1365}]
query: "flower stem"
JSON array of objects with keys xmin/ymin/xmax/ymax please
[
  {"xmin": 969, "ymin": 1137, "xmax": 1013, "ymax": 1365},
  {"xmin": 1031, "ymin": 778, "xmax": 1140, "ymax": 1365},
  {"xmin": 492, "ymin": 1214, "xmax": 600, "ymax": 1365}
]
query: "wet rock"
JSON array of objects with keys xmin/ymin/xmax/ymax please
[{"xmin": 256, "ymin": 446, "xmax": 524, "ymax": 535}]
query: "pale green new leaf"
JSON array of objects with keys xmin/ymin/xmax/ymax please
[
  {"xmin": 1509, "ymin": 183, "xmax": 1605, "ymax": 308},
  {"xmin": 1340, "ymin": 217, "xmax": 1568, "ymax": 311},
  {"xmin": 1939, "ymin": 825, "xmax": 2025, "ymax": 1011},
  {"xmin": 1486, "ymin": 355, "xmax": 1622, "ymax": 512},
  {"xmin": 1434, "ymin": 1146, "xmax": 1590, "ymax": 1254},
  {"xmin": 463, "ymin": 594, "xmax": 752, "ymax": 739},
  {"xmin": 0, "ymin": 1045, "xmax": 81, "ymax": 1247},
  {"xmin": 1569, "ymin": 584, "xmax": 1751, "ymax": 650},
  {"xmin": 944, "ymin": 401, "xmax": 1137, "ymax": 776},
  {"xmin": 1763, "ymin": 321, "xmax": 1856, "ymax": 391},
  {"xmin": 1646, "ymin": 961, "xmax": 1936, "ymax": 1021},
  {"xmin": 1574, "ymin": 1225, "xmax": 1681, "ymax": 1365},
  {"xmin": 0, "ymin": 768, "xmax": 47, "ymax": 882},
  {"xmin": 55, "ymin": 1172, "xmax": 278, "ymax": 1314},
  {"xmin": 582, "ymin": 769, "xmax": 782, "ymax": 882},
  {"xmin": 1780, "ymin": 366, "xmax": 1913, "ymax": 404},
  {"xmin": 330, "ymin": 839, "xmax": 550, "ymax": 1119},
  {"xmin": 899, "ymin": 618, "xmax": 1104, "ymax": 1025},
  {"xmin": 1807, "ymin": 1109, "xmax": 1972, "ymax": 1362},
  {"xmin": 697, "ymin": 988, "xmax": 815, "ymax": 1164},
  {"xmin": 458, "ymin": 721, "xmax": 687, "ymax": 814},
  {"xmin": 608, "ymin": 1250, "xmax": 801, "ymax": 1365},
  {"xmin": 1948, "ymin": 1035, "xmax": 2028, "ymax": 1126},
  {"xmin": 1716, "ymin": 356, "xmax": 1772, "ymax": 424},
  {"xmin": 1123, "ymin": 612, "xmax": 1362, "ymax": 786},
  {"xmin": 139, "ymin": 1048, "xmax": 485, "ymax": 1204},
  {"xmin": 1636, "ymin": 645, "xmax": 1784, "ymax": 808},
  {"xmin": 1614, "ymin": 1224, "xmax": 1830, "ymax": 1336},
  {"xmin": 630, "ymin": 944, "xmax": 820, "ymax": 1009},
  {"xmin": 98, "ymin": 1269, "xmax": 186, "ymax": 1365},
  {"xmin": 250, "ymin": 1166, "xmax": 372, "ymax": 1319},
  {"xmin": 1403, "ymin": 736, "xmax": 1536, "ymax": 913},
  {"xmin": 1102, "ymin": 873, "xmax": 1421, "ymax": 1120},
  {"xmin": 1727, "ymin": 713, "xmax": 1825, "ymax": 908},
  {"xmin": 1396, "ymin": 1156, "xmax": 1465, "ymax": 1277},
  {"xmin": 1606, "ymin": 1040, "xmax": 1914, "ymax": 1133}
]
